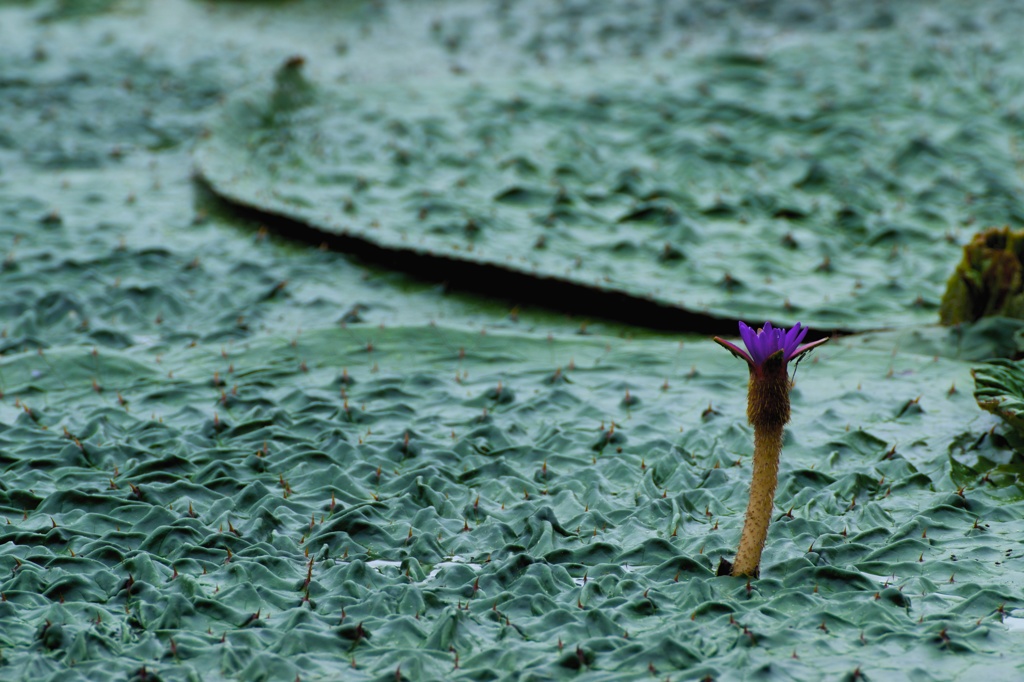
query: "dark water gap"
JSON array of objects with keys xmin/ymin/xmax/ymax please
[{"xmin": 197, "ymin": 180, "xmax": 838, "ymax": 341}]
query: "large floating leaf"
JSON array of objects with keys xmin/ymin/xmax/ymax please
[
  {"xmin": 0, "ymin": 324, "xmax": 1013, "ymax": 680},
  {"xmin": 197, "ymin": 22, "xmax": 1024, "ymax": 331},
  {"xmin": 3, "ymin": 1, "xmax": 1024, "ymax": 680}
]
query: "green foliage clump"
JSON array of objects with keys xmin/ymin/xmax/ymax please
[
  {"xmin": 973, "ymin": 358, "xmax": 1024, "ymax": 442},
  {"xmin": 941, "ymin": 227, "xmax": 1024, "ymax": 325}
]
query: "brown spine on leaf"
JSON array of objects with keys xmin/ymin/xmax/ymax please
[{"xmin": 732, "ymin": 351, "xmax": 790, "ymax": 578}]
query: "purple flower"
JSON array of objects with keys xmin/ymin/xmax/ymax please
[{"xmin": 714, "ymin": 321, "xmax": 827, "ymax": 373}]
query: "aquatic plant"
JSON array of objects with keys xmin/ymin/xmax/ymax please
[
  {"xmin": 714, "ymin": 322, "xmax": 827, "ymax": 577},
  {"xmin": 940, "ymin": 226, "xmax": 1024, "ymax": 325}
]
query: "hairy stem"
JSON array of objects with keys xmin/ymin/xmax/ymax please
[
  {"xmin": 732, "ymin": 354, "xmax": 791, "ymax": 578},
  {"xmin": 731, "ymin": 422, "xmax": 784, "ymax": 576}
]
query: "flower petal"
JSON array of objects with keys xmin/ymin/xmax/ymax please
[
  {"xmin": 792, "ymin": 336, "xmax": 828, "ymax": 358},
  {"xmin": 743, "ymin": 324, "xmax": 759, "ymax": 364},
  {"xmin": 758, "ymin": 322, "xmax": 780, "ymax": 365},
  {"xmin": 719, "ymin": 320, "xmax": 824, "ymax": 370},
  {"xmin": 782, "ymin": 323, "xmax": 808, "ymax": 360},
  {"xmin": 738, "ymin": 322, "xmax": 757, "ymax": 354},
  {"xmin": 713, "ymin": 336, "xmax": 753, "ymax": 365},
  {"xmin": 793, "ymin": 324, "xmax": 808, "ymax": 346}
]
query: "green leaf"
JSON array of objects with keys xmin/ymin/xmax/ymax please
[
  {"xmin": 974, "ymin": 359, "xmax": 1024, "ymax": 441},
  {"xmin": 196, "ymin": 31, "xmax": 1024, "ymax": 331}
]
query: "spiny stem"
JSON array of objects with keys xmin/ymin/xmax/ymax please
[
  {"xmin": 732, "ymin": 354, "xmax": 790, "ymax": 578},
  {"xmin": 732, "ymin": 422, "xmax": 784, "ymax": 577}
]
